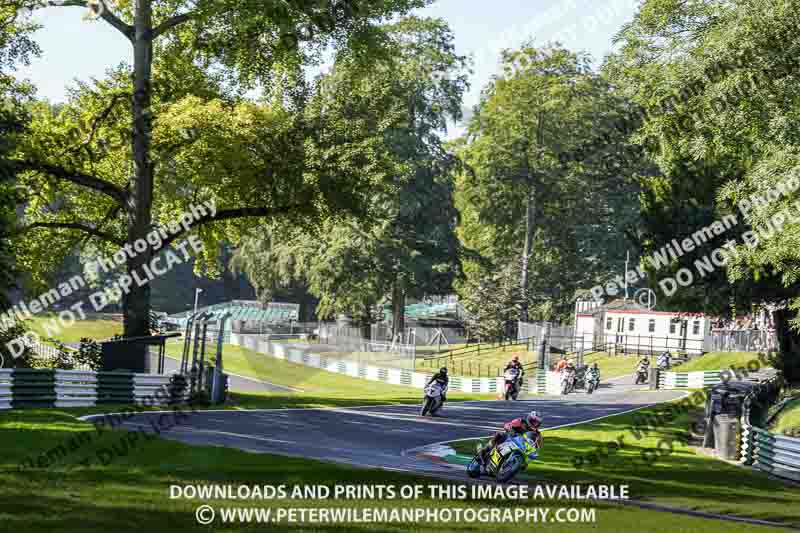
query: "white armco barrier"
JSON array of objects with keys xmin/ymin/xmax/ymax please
[
  {"xmin": 228, "ymin": 333, "xmax": 516, "ymax": 394},
  {"xmin": 0, "ymin": 369, "xmax": 12, "ymax": 409},
  {"xmin": 534, "ymin": 371, "xmax": 562, "ymax": 394},
  {"xmin": 0, "ymin": 369, "xmax": 189, "ymax": 410},
  {"xmin": 657, "ymin": 368, "xmax": 779, "ymax": 389}
]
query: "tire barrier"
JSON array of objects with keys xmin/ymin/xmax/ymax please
[{"xmin": 0, "ymin": 369, "xmax": 189, "ymax": 409}]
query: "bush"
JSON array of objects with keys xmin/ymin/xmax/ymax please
[
  {"xmin": 73, "ymin": 338, "xmax": 103, "ymax": 371},
  {"xmin": 0, "ymin": 321, "xmax": 33, "ymax": 369}
]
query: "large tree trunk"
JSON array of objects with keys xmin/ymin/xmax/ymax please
[
  {"xmin": 773, "ymin": 307, "xmax": 800, "ymax": 382},
  {"xmin": 519, "ymin": 187, "xmax": 535, "ymax": 323},
  {"xmin": 391, "ymin": 283, "xmax": 406, "ymax": 342},
  {"xmin": 123, "ymin": 0, "xmax": 154, "ymax": 339}
]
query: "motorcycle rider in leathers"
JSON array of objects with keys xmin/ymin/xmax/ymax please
[{"xmin": 477, "ymin": 411, "xmax": 543, "ymax": 471}]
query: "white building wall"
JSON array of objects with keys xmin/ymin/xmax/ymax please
[
  {"xmin": 594, "ymin": 311, "xmax": 709, "ymax": 354},
  {"xmin": 575, "ymin": 314, "xmax": 596, "ymax": 350}
]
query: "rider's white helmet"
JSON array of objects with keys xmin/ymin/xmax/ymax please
[{"xmin": 526, "ymin": 410, "xmax": 542, "ymax": 428}]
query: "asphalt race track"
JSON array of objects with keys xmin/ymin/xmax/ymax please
[{"xmin": 82, "ymin": 375, "xmax": 686, "ymax": 478}]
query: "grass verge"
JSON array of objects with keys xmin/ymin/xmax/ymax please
[
  {"xmin": 443, "ymin": 400, "xmax": 800, "ymax": 526},
  {"xmin": 163, "ymin": 342, "xmax": 493, "ymax": 408},
  {"xmin": 582, "ymin": 353, "xmax": 639, "ymax": 379},
  {"xmin": 0, "ymin": 407, "xmax": 795, "ymax": 532},
  {"xmin": 770, "ymin": 396, "xmax": 800, "ymax": 437},
  {"xmin": 416, "ymin": 346, "xmax": 536, "ymax": 378},
  {"xmin": 27, "ymin": 314, "xmax": 122, "ymax": 344},
  {"xmin": 673, "ymin": 352, "xmax": 770, "ymax": 372}
]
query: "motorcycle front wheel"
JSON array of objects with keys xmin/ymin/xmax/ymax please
[
  {"xmin": 496, "ymin": 452, "xmax": 525, "ymax": 483},
  {"xmin": 421, "ymin": 397, "xmax": 433, "ymax": 416},
  {"xmin": 430, "ymin": 397, "xmax": 443, "ymax": 415},
  {"xmin": 467, "ymin": 457, "xmax": 481, "ymax": 478}
]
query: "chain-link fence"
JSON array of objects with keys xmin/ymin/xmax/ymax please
[
  {"xmin": 705, "ymin": 329, "xmax": 778, "ymax": 352},
  {"xmin": 370, "ymin": 323, "xmax": 467, "ymax": 347}
]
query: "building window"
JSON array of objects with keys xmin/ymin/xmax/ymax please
[
  {"xmin": 693, "ymin": 320, "xmax": 700, "ymax": 335},
  {"xmin": 606, "ymin": 317, "xmax": 612, "ymax": 330},
  {"xmin": 669, "ymin": 321, "xmax": 677, "ymax": 334},
  {"xmin": 648, "ymin": 319, "xmax": 655, "ymax": 333},
  {"xmin": 628, "ymin": 318, "xmax": 635, "ymax": 332}
]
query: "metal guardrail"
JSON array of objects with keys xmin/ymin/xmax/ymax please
[
  {"xmin": 739, "ymin": 375, "xmax": 800, "ymax": 482},
  {"xmin": 0, "ymin": 369, "xmax": 189, "ymax": 409},
  {"xmin": 747, "ymin": 427, "xmax": 800, "ymax": 482},
  {"xmin": 656, "ymin": 369, "xmax": 779, "ymax": 389}
]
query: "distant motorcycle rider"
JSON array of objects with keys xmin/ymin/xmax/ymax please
[
  {"xmin": 635, "ymin": 356, "xmax": 650, "ymax": 384},
  {"xmin": 477, "ymin": 410, "xmax": 543, "ymax": 471},
  {"xmin": 504, "ymin": 355, "xmax": 525, "ymax": 386},
  {"xmin": 587, "ymin": 362, "xmax": 600, "ymax": 381},
  {"xmin": 427, "ymin": 367, "xmax": 449, "ymax": 402}
]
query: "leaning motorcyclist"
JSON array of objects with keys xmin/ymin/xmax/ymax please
[
  {"xmin": 657, "ymin": 351, "xmax": 671, "ymax": 368},
  {"xmin": 477, "ymin": 411, "xmax": 543, "ymax": 471},
  {"xmin": 427, "ymin": 367, "xmax": 449, "ymax": 403},
  {"xmin": 504, "ymin": 355, "xmax": 525, "ymax": 386},
  {"xmin": 637, "ymin": 356, "xmax": 650, "ymax": 370}
]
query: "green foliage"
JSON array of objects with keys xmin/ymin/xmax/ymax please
[
  {"xmin": 6, "ymin": 0, "xmax": 432, "ymax": 338},
  {"xmin": 232, "ymin": 16, "xmax": 469, "ymax": 323},
  {"xmin": 608, "ymin": 0, "xmax": 800, "ymax": 379},
  {"xmin": 74, "ymin": 338, "xmax": 103, "ymax": 371},
  {"xmin": 456, "ymin": 42, "xmax": 643, "ymax": 322},
  {"xmin": 458, "ymin": 259, "xmax": 521, "ymax": 342},
  {"xmin": 0, "ymin": 6, "xmax": 38, "ymax": 360}
]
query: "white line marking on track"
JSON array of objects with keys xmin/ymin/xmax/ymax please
[
  {"xmin": 122, "ymin": 422, "xmax": 297, "ymax": 445},
  {"xmin": 402, "ymin": 391, "xmax": 690, "ymax": 455}
]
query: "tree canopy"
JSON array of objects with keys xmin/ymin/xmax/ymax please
[
  {"xmin": 6, "ymin": 0, "xmax": 431, "ymax": 338},
  {"xmin": 455, "ymin": 42, "xmax": 644, "ymax": 325},
  {"xmin": 608, "ymin": 0, "xmax": 800, "ymax": 378},
  {"xmin": 232, "ymin": 16, "xmax": 469, "ymax": 336}
]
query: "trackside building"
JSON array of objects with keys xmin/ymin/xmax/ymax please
[{"xmin": 574, "ymin": 300, "xmax": 710, "ymax": 355}]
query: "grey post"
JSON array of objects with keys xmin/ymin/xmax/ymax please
[
  {"xmin": 211, "ymin": 312, "xmax": 231, "ymax": 404},
  {"xmin": 649, "ymin": 367, "xmax": 659, "ymax": 390},
  {"xmin": 713, "ymin": 414, "xmax": 741, "ymax": 460},
  {"xmin": 189, "ymin": 312, "xmax": 208, "ymax": 395}
]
